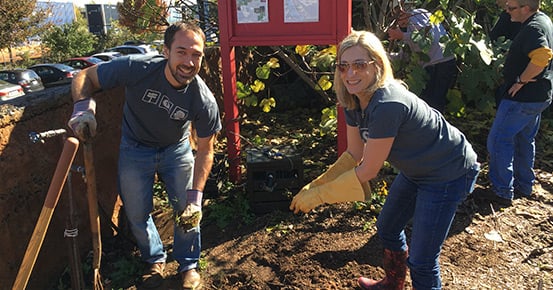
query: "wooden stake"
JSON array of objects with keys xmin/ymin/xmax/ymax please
[{"xmin": 12, "ymin": 137, "xmax": 79, "ymax": 290}]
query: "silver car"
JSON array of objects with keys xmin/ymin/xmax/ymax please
[
  {"xmin": 28, "ymin": 63, "xmax": 80, "ymax": 87},
  {"xmin": 0, "ymin": 79, "xmax": 25, "ymax": 101},
  {"xmin": 0, "ymin": 68, "xmax": 45, "ymax": 93}
]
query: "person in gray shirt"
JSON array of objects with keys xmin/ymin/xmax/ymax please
[
  {"xmin": 290, "ymin": 30, "xmax": 479, "ymax": 290},
  {"xmin": 68, "ymin": 21, "xmax": 221, "ymax": 289},
  {"xmin": 388, "ymin": 4, "xmax": 457, "ymax": 113}
]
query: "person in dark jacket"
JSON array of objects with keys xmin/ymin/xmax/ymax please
[{"xmin": 478, "ymin": 0, "xmax": 553, "ymax": 207}]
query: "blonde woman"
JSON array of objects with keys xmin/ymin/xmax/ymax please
[{"xmin": 290, "ymin": 30, "xmax": 479, "ymax": 290}]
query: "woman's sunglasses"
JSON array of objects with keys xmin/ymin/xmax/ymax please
[{"xmin": 336, "ymin": 61, "xmax": 374, "ymax": 73}]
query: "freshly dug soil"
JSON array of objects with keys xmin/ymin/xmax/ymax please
[{"xmin": 94, "ymin": 109, "xmax": 553, "ymax": 290}]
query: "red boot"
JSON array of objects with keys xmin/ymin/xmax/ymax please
[{"xmin": 358, "ymin": 249, "xmax": 407, "ymax": 290}]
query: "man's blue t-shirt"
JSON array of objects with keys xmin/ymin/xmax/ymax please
[{"xmin": 97, "ymin": 54, "xmax": 222, "ymax": 147}]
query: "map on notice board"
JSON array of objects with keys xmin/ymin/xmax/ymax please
[
  {"xmin": 284, "ymin": 0, "xmax": 319, "ymax": 23},
  {"xmin": 236, "ymin": 0, "xmax": 269, "ymax": 23}
]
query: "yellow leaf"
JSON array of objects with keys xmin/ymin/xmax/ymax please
[
  {"xmin": 250, "ymin": 79, "xmax": 265, "ymax": 93},
  {"xmin": 317, "ymin": 75, "xmax": 333, "ymax": 91},
  {"xmin": 429, "ymin": 10, "xmax": 445, "ymax": 26},
  {"xmin": 266, "ymin": 57, "xmax": 280, "ymax": 68},
  {"xmin": 260, "ymin": 97, "xmax": 276, "ymax": 112},
  {"xmin": 321, "ymin": 45, "xmax": 337, "ymax": 55},
  {"xmin": 295, "ymin": 45, "xmax": 310, "ymax": 57}
]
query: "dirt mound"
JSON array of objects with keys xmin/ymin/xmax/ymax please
[
  {"xmin": 99, "ymin": 174, "xmax": 552, "ymax": 290},
  {"xmin": 93, "ymin": 109, "xmax": 553, "ymax": 290}
]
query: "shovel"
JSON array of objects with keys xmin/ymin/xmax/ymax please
[
  {"xmin": 12, "ymin": 137, "xmax": 80, "ymax": 290},
  {"xmin": 82, "ymin": 131, "xmax": 104, "ymax": 290}
]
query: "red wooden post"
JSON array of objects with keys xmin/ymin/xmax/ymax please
[
  {"xmin": 218, "ymin": 1, "xmax": 241, "ymax": 183},
  {"xmin": 218, "ymin": 0, "xmax": 352, "ymax": 182},
  {"xmin": 336, "ymin": 1, "xmax": 352, "ymax": 155}
]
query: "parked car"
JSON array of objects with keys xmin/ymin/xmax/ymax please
[
  {"xmin": 105, "ymin": 44, "xmax": 159, "ymax": 56},
  {"xmin": 61, "ymin": 56, "xmax": 104, "ymax": 69},
  {"xmin": 29, "ymin": 63, "xmax": 80, "ymax": 87},
  {"xmin": 123, "ymin": 40, "xmax": 146, "ymax": 45},
  {"xmin": 91, "ymin": 51, "xmax": 122, "ymax": 61},
  {"xmin": 0, "ymin": 80, "xmax": 25, "ymax": 101},
  {"xmin": 0, "ymin": 68, "xmax": 44, "ymax": 93}
]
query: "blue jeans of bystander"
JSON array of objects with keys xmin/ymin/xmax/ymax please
[
  {"xmin": 118, "ymin": 135, "xmax": 199, "ymax": 273},
  {"xmin": 487, "ymin": 99, "xmax": 551, "ymax": 198},
  {"xmin": 375, "ymin": 163, "xmax": 480, "ymax": 290}
]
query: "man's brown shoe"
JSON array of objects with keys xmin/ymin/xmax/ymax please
[
  {"xmin": 182, "ymin": 269, "xmax": 202, "ymax": 289},
  {"xmin": 141, "ymin": 262, "xmax": 165, "ymax": 288}
]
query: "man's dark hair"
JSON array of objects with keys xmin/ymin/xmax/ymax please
[{"xmin": 164, "ymin": 21, "xmax": 206, "ymax": 49}]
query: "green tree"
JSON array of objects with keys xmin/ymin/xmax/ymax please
[
  {"xmin": 117, "ymin": 0, "xmax": 168, "ymax": 34},
  {"xmin": 95, "ymin": 20, "xmax": 139, "ymax": 52},
  {"xmin": 41, "ymin": 18, "xmax": 98, "ymax": 62},
  {"xmin": 0, "ymin": 0, "xmax": 50, "ymax": 64},
  {"xmin": 116, "ymin": 0, "xmax": 218, "ymax": 42}
]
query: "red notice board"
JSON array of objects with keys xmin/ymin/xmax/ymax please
[
  {"xmin": 219, "ymin": 0, "xmax": 351, "ymax": 46},
  {"xmin": 218, "ymin": 0, "xmax": 351, "ymax": 182}
]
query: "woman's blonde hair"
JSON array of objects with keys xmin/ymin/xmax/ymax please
[{"xmin": 334, "ymin": 30, "xmax": 394, "ymax": 110}]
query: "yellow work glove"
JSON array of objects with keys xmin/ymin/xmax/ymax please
[
  {"xmin": 290, "ymin": 168, "xmax": 370, "ymax": 214},
  {"xmin": 301, "ymin": 151, "xmax": 357, "ymax": 193}
]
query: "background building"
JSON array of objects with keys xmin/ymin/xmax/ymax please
[
  {"xmin": 37, "ymin": 1, "xmax": 77, "ymax": 26},
  {"xmin": 85, "ymin": 4, "xmax": 119, "ymax": 35}
]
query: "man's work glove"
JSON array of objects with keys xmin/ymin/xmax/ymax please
[
  {"xmin": 67, "ymin": 98, "xmax": 97, "ymax": 140},
  {"xmin": 300, "ymin": 151, "xmax": 357, "ymax": 193},
  {"xmin": 290, "ymin": 168, "xmax": 371, "ymax": 214},
  {"xmin": 177, "ymin": 190, "xmax": 203, "ymax": 231}
]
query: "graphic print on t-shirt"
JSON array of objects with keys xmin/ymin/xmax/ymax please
[
  {"xmin": 360, "ymin": 127, "xmax": 370, "ymax": 142},
  {"xmin": 142, "ymin": 88, "xmax": 189, "ymax": 121}
]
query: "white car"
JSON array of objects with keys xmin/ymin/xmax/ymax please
[
  {"xmin": 91, "ymin": 51, "xmax": 123, "ymax": 61},
  {"xmin": 105, "ymin": 45, "xmax": 159, "ymax": 56}
]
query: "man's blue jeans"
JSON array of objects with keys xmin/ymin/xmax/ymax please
[
  {"xmin": 487, "ymin": 99, "xmax": 551, "ymax": 198},
  {"xmin": 375, "ymin": 163, "xmax": 480, "ymax": 290},
  {"xmin": 118, "ymin": 135, "xmax": 199, "ymax": 273}
]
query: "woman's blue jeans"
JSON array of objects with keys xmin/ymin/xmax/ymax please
[
  {"xmin": 375, "ymin": 163, "xmax": 480, "ymax": 290},
  {"xmin": 487, "ymin": 99, "xmax": 551, "ymax": 198},
  {"xmin": 118, "ymin": 136, "xmax": 199, "ymax": 273}
]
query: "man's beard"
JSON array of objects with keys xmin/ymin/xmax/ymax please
[{"xmin": 170, "ymin": 64, "xmax": 196, "ymax": 89}]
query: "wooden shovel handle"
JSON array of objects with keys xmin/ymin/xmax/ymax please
[
  {"xmin": 12, "ymin": 137, "xmax": 79, "ymax": 290},
  {"xmin": 83, "ymin": 140, "xmax": 102, "ymax": 271}
]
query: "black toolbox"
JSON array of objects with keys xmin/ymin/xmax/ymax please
[{"xmin": 246, "ymin": 147, "xmax": 303, "ymax": 214}]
